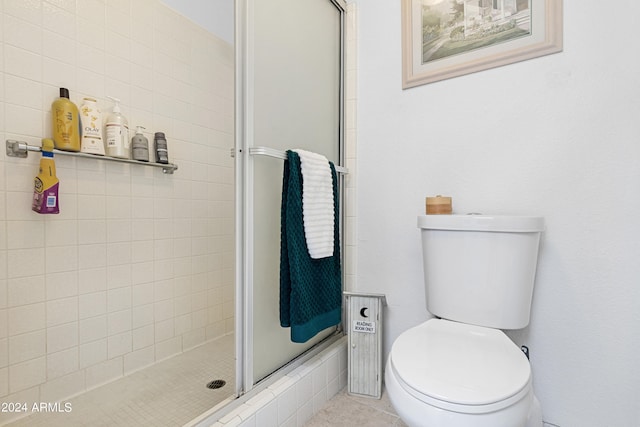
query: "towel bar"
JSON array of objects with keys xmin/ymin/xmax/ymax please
[{"xmin": 248, "ymin": 146, "xmax": 349, "ymax": 174}]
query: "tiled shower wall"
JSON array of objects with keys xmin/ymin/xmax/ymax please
[{"xmin": 0, "ymin": 0, "xmax": 234, "ymax": 420}]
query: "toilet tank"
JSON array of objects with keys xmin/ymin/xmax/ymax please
[{"xmin": 418, "ymin": 214, "xmax": 544, "ymax": 330}]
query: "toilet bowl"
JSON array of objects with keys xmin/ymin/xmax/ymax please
[{"xmin": 385, "ymin": 319, "xmax": 542, "ymax": 427}]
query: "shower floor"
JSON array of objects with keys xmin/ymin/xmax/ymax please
[{"xmin": 7, "ymin": 334, "xmax": 235, "ymax": 427}]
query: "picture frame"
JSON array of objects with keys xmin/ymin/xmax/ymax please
[{"xmin": 401, "ymin": 0, "xmax": 563, "ymax": 89}]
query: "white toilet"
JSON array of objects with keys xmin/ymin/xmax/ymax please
[{"xmin": 385, "ymin": 214, "xmax": 545, "ymax": 427}]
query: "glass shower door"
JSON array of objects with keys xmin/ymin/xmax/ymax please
[{"xmin": 244, "ymin": 0, "xmax": 344, "ymax": 383}]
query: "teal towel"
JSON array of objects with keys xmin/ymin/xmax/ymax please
[{"xmin": 280, "ymin": 150, "xmax": 342, "ymax": 343}]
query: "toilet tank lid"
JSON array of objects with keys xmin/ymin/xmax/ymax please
[{"xmin": 418, "ymin": 214, "xmax": 544, "ymax": 232}]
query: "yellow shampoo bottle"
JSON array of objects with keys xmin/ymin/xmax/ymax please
[
  {"xmin": 51, "ymin": 87, "xmax": 81, "ymax": 151},
  {"xmin": 32, "ymin": 139, "xmax": 60, "ymax": 214}
]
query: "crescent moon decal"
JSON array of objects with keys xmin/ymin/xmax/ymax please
[{"xmin": 360, "ymin": 307, "xmax": 368, "ymax": 318}]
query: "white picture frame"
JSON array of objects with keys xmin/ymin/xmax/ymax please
[{"xmin": 401, "ymin": 0, "xmax": 563, "ymax": 89}]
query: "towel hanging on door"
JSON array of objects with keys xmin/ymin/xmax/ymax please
[
  {"xmin": 292, "ymin": 149, "xmax": 334, "ymax": 259},
  {"xmin": 280, "ymin": 150, "xmax": 342, "ymax": 343}
]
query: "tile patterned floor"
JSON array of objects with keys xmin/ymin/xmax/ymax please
[
  {"xmin": 7, "ymin": 334, "xmax": 235, "ymax": 427},
  {"xmin": 6, "ymin": 335, "xmax": 407, "ymax": 427},
  {"xmin": 305, "ymin": 388, "xmax": 407, "ymax": 427}
]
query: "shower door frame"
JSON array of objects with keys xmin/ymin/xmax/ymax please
[{"xmin": 234, "ymin": 0, "xmax": 348, "ymax": 396}]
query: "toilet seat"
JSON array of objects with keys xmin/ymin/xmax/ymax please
[{"xmin": 388, "ymin": 319, "xmax": 532, "ymax": 414}]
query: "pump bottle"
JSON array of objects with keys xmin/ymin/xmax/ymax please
[
  {"xmin": 105, "ymin": 96, "xmax": 130, "ymax": 159},
  {"xmin": 131, "ymin": 126, "xmax": 149, "ymax": 162}
]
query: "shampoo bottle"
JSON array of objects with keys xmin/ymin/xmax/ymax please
[
  {"xmin": 32, "ymin": 139, "xmax": 60, "ymax": 214},
  {"xmin": 80, "ymin": 97, "xmax": 105, "ymax": 155},
  {"xmin": 154, "ymin": 132, "xmax": 169, "ymax": 164},
  {"xmin": 131, "ymin": 126, "xmax": 149, "ymax": 162},
  {"xmin": 51, "ymin": 88, "xmax": 81, "ymax": 152},
  {"xmin": 105, "ymin": 96, "xmax": 130, "ymax": 159}
]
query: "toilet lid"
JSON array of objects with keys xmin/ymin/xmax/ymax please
[{"xmin": 390, "ymin": 319, "xmax": 531, "ymax": 406}]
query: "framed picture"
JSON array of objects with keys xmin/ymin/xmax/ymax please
[{"xmin": 401, "ymin": 0, "xmax": 563, "ymax": 89}]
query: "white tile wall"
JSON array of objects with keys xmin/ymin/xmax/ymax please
[{"xmin": 0, "ymin": 0, "xmax": 235, "ymax": 417}]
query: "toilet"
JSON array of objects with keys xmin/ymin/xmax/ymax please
[{"xmin": 385, "ymin": 214, "xmax": 545, "ymax": 427}]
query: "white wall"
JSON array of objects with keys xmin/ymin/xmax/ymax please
[
  {"xmin": 160, "ymin": 0, "xmax": 234, "ymax": 44},
  {"xmin": 0, "ymin": 0, "xmax": 234, "ymax": 421},
  {"xmin": 353, "ymin": 0, "xmax": 640, "ymax": 426}
]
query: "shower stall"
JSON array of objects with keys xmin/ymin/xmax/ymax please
[{"xmin": 0, "ymin": 0, "xmax": 346, "ymax": 426}]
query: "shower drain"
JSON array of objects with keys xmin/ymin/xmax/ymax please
[{"xmin": 206, "ymin": 379, "xmax": 226, "ymax": 390}]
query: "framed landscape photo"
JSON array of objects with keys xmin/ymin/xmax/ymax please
[{"xmin": 401, "ymin": 0, "xmax": 563, "ymax": 89}]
